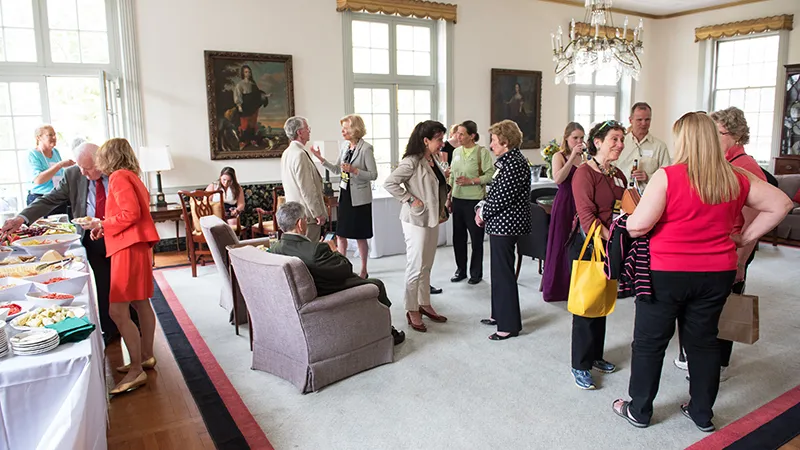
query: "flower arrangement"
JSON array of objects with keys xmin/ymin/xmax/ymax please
[{"xmin": 541, "ymin": 139, "xmax": 561, "ymax": 179}]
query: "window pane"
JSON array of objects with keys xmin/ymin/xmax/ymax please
[
  {"xmin": 371, "ymin": 139, "xmax": 391, "ymax": 163},
  {"xmin": 716, "ymin": 67, "xmax": 733, "ymax": 90},
  {"xmin": 0, "ymin": 118, "xmax": 14, "ymax": 149},
  {"xmin": 0, "ymin": 151, "xmax": 17, "ymax": 183},
  {"xmin": 0, "ymin": 83, "xmax": 9, "ymax": 115},
  {"xmin": 594, "ymin": 95, "xmax": 616, "ymax": 123},
  {"xmin": 4, "ymin": 28, "xmax": 36, "ymax": 62},
  {"xmin": 397, "ymin": 50, "xmax": 413, "ymax": 76},
  {"xmin": 574, "ymin": 94, "xmax": 591, "ymax": 120},
  {"xmin": 397, "ymin": 114, "xmax": 415, "ymax": 139},
  {"xmin": 352, "ymin": 21, "xmax": 370, "ymax": 47},
  {"xmin": 413, "ymin": 26, "xmax": 430, "ymax": 52},
  {"xmin": 50, "ymin": 30, "xmax": 81, "ymax": 63},
  {"xmin": 9, "ymin": 82, "xmax": 41, "ymax": 116},
  {"xmin": 762, "ymin": 35, "xmax": 779, "ymax": 61},
  {"xmin": 47, "ymin": 76, "xmax": 105, "ymax": 146},
  {"xmin": 397, "ymin": 90, "xmax": 413, "ymax": 114},
  {"xmin": 574, "ymin": 71, "xmax": 592, "ymax": 85},
  {"xmin": 369, "ymin": 22, "xmax": 388, "ymax": 49},
  {"xmin": 757, "ymin": 112, "xmax": 773, "ymax": 137},
  {"xmin": 371, "ymin": 113, "xmax": 390, "ymax": 139},
  {"xmin": 370, "ymin": 49, "xmax": 389, "ymax": 74},
  {"xmin": 371, "ymin": 89, "xmax": 389, "ymax": 113},
  {"xmin": 13, "ymin": 116, "xmax": 41, "ymax": 150},
  {"xmin": 353, "ymin": 89, "xmax": 372, "ymax": 113},
  {"xmin": 714, "ymin": 90, "xmax": 730, "ymax": 109},
  {"xmin": 76, "ymin": 0, "xmax": 106, "ymax": 31},
  {"xmin": 717, "ymin": 41, "xmax": 734, "ymax": 67},
  {"xmin": 759, "ymin": 87, "xmax": 775, "ymax": 110},
  {"xmin": 413, "ymin": 51, "xmax": 430, "ymax": 77},
  {"xmin": 0, "ymin": 184, "xmax": 21, "ymax": 214},
  {"xmin": 728, "ymin": 89, "xmax": 745, "ymax": 107},
  {"xmin": 743, "ymin": 88, "xmax": 760, "ymax": 112},
  {"xmin": 375, "ymin": 162, "xmax": 391, "ymax": 187},
  {"xmin": 396, "ymin": 25, "xmax": 413, "ymax": 51},
  {"xmin": 352, "ymin": 48, "xmax": 371, "ymax": 73},
  {"xmin": 2, "ymin": 0, "xmax": 34, "ymax": 27},
  {"xmin": 47, "ymin": 0, "xmax": 78, "ymax": 29},
  {"xmin": 79, "ymin": 31, "xmax": 109, "ymax": 63},
  {"xmin": 414, "ymin": 90, "xmax": 430, "ymax": 114},
  {"xmin": 414, "ymin": 114, "xmax": 429, "ymax": 125}
]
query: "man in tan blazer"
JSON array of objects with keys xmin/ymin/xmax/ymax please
[{"xmin": 281, "ymin": 116, "xmax": 327, "ymax": 242}]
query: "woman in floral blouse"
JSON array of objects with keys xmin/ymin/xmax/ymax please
[{"xmin": 476, "ymin": 120, "xmax": 531, "ymax": 340}]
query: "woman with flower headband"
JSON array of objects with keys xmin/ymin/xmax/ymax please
[
  {"xmin": 542, "ymin": 122, "xmax": 585, "ymax": 303},
  {"xmin": 569, "ymin": 119, "xmax": 627, "ymax": 390}
]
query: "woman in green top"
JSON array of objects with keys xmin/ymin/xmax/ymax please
[
  {"xmin": 447, "ymin": 120, "xmax": 495, "ymax": 284},
  {"xmin": 27, "ymin": 125, "xmax": 74, "ymax": 214}
]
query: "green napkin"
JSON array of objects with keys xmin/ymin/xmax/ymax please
[{"xmin": 45, "ymin": 317, "xmax": 96, "ymax": 344}]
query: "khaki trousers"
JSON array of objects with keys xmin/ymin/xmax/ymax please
[
  {"xmin": 401, "ymin": 221, "xmax": 439, "ymax": 311},
  {"xmin": 306, "ymin": 223, "xmax": 322, "ymax": 243}
]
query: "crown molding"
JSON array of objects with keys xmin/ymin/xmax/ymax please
[{"xmin": 537, "ymin": 0, "xmax": 771, "ymax": 20}]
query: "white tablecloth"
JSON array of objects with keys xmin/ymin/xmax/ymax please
[{"xmin": 0, "ymin": 245, "xmax": 107, "ymax": 450}]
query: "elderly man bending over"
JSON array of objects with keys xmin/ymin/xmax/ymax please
[{"xmin": 269, "ymin": 201, "xmax": 405, "ymax": 345}]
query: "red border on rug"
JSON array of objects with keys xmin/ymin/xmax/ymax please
[
  {"xmin": 153, "ymin": 270, "xmax": 274, "ymax": 450},
  {"xmin": 688, "ymin": 384, "xmax": 800, "ymax": 449}
]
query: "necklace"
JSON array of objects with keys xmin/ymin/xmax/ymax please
[{"xmin": 591, "ymin": 158, "xmax": 617, "ymax": 177}]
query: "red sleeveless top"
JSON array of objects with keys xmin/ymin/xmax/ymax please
[{"xmin": 650, "ymin": 164, "xmax": 750, "ymax": 272}]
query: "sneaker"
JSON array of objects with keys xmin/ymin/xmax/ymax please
[
  {"xmin": 571, "ymin": 369, "xmax": 596, "ymax": 390},
  {"xmin": 592, "ymin": 359, "xmax": 616, "ymax": 373},
  {"xmin": 681, "ymin": 403, "xmax": 715, "ymax": 432},
  {"xmin": 674, "ymin": 355, "xmax": 688, "ymax": 371}
]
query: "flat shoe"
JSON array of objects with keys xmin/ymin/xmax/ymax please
[
  {"xmin": 681, "ymin": 403, "xmax": 715, "ymax": 432},
  {"xmin": 117, "ymin": 356, "xmax": 157, "ymax": 373},
  {"xmin": 488, "ymin": 332, "xmax": 518, "ymax": 341},
  {"xmin": 110, "ymin": 371, "xmax": 148, "ymax": 396},
  {"xmin": 612, "ymin": 399, "xmax": 649, "ymax": 428},
  {"xmin": 480, "ymin": 318, "xmax": 497, "ymax": 326}
]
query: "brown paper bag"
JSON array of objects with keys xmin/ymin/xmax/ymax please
[{"xmin": 717, "ymin": 293, "xmax": 759, "ymax": 344}]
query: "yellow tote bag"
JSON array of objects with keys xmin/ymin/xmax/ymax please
[{"xmin": 567, "ymin": 221, "xmax": 618, "ymax": 318}]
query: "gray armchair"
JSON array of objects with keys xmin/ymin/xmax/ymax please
[
  {"xmin": 228, "ymin": 246, "xmax": 394, "ymax": 393},
  {"xmin": 199, "ymin": 215, "xmax": 271, "ymax": 329}
]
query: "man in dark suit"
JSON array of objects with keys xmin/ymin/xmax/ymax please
[
  {"xmin": 1, "ymin": 142, "xmax": 125, "ymax": 343},
  {"xmin": 270, "ymin": 201, "xmax": 405, "ymax": 345}
]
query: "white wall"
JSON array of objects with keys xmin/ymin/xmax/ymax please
[
  {"xmin": 134, "ymin": 0, "xmax": 652, "ymax": 188},
  {"xmin": 646, "ymin": 0, "xmax": 800, "ymax": 141}
]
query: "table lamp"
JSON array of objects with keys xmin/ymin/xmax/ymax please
[{"xmin": 139, "ymin": 146, "xmax": 174, "ymax": 208}]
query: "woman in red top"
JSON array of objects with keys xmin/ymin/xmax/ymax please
[
  {"xmin": 612, "ymin": 112, "xmax": 791, "ymax": 432},
  {"xmin": 569, "ymin": 120, "xmax": 627, "ymax": 390},
  {"xmin": 87, "ymin": 138, "xmax": 160, "ymax": 395}
]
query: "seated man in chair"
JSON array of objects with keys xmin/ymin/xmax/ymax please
[{"xmin": 270, "ymin": 201, "xmax": 405, "ymax": 345}]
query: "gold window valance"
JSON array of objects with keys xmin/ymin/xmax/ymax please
[
  {"xmin": 695, "ymin": 14, "xmax": 793, "ymax": 42},
  {"xmin": 336, "ymin": 0, "xmax": 458, "ymax": 23},
  {"xmin": 574, "ymin": 22, "xmax": 634, "ymax": 41}
]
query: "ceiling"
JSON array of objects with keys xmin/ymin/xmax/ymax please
[{"xmin": 542, "ymin": 0, "xmax": 769, "ymax": 18}]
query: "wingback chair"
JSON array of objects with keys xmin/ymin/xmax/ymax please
[
  {"xmin": 228, "ymin": 246, "xmax": 394, "ymax": 393},
  {"xmin": 199, "ymin": 215, "xmax": 271, "ymax": 330},
  {"xmin": 516, "ymin": 187, "xmax": 558, "ymax": 279}
]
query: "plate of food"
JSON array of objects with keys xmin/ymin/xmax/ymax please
[
  {"xmin": 0, "ymin": 278, "xmax": 33, "ymax": 302},
  {"xmin": 0, "ymin": 300, "xmax": 35, "ymax": 321},
  {"xmin": 10, "ymin": 305, "xmax": 86, "ymax": 330},
  {"xmin": 24, "ymin": 269, "xmax": 89, "ymax": 295},
  {"xmin": 26, "ymin": 291, "xmax": 75, "ymax": 307},
  {"xmin": 71, "ymin": 216, "xmax": 99, "ymax": 228},
  {"xmin": 11, "ymin": 234, "xmax": 81, "ymax": 259},
  {"xmin": 0, "ymin": 255, "xmax": 37, "ymax": 266}
]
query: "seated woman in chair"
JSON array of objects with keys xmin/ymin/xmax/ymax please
[{"xmin": 206, "ymin": 167, "xmax": 245, "ymax": 227}]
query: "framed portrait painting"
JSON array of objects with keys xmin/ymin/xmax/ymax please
[
  {"xmin": 204, "ymin": 50, "xmax": 295, "ymax": 160},
  {"xmin": 490, "ymin": 69, "xmax": 542, "ymax": 149}
]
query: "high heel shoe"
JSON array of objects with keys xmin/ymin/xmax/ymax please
[
  {"xmin": 406, "ymin": 312, "xmax": 427, "ymax": 332},
  {"xmin": 110, "ymin": 371, "xmax": 148, "ymax": 395},
  {"xmin": 419, "ymin": 306, "xmax": 447, "ymax": 323},
  {"xmin": 116, "ymin": 356, "xmax": 157, "ymax": 373}
]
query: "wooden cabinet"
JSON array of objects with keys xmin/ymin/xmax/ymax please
[
  {"xmin": 774, "ymin": 155, "xmax": 800, "ymax": 175},
  {"xmin": 779, "ymin": 63, "xmax": 800, "ymax": 158}
]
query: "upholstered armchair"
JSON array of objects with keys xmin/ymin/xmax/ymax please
[
  {"xmin": 516, "ymin": 187, "xmax": 558, "ymax": 279},
  {"xmin": 228, "ymin": 246, "xmax": 394, "ymax": 393},
  {"xmin": 199, "ymin": 215, "xmax": 271, "ymax": 329}
]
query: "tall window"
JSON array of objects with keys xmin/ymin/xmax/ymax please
[
  {"xmin": 345, "ymin": 13, "xmax": 438, "ymax": 184},
  {"xmin": 0, "ymin": 0, "xmax": 117, "ymax": 215},
  {"xmin": 712, "ymin": 34, "xmax": 780, "ymax": 164},
  {"xmin": 570, "ymin": 68, "xmax": 624, "ymax": 132}
]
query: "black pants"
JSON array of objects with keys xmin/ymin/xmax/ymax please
[
  {"xmin": 82, "ymin": 234, "xmax": 115, "ymax": 337},
  {"xmin": 27, "ymin": 192, "xmax": 70, "ymax": 217},
  {"xmin": 452, "ymin": 198, "xmax": 484, "ymax": 279},
  {"xmin": 629, "ymin": 270, "xmax": 736, "ymax": 425},
  {"xmin": 572, "ymin": 315, "xmax": 607, "ymax": 370},
  {"xmin": 490, "ymin": 235, "xmax": 521, "ymax": 334}
]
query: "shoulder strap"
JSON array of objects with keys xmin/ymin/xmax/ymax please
[
  {"xmin": 729, "ymin": 153, "xmax": 745, "ymax": 163},
  {"xmin": 477, "ymin": 147, "xmax": 484, "ymax": 176}
]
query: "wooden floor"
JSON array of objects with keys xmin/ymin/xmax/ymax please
[
  {"xmin": 107, "ymin": 250, "xmax": 214, "ymax": 450},
  {"xmin": 105, "ymin": 251, "xmax": 800, "ymax": 450}
]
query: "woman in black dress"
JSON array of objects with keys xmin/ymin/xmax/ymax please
[{"xmin": 309, "ymin": 114, "xmax": 377, "ymax": 278}]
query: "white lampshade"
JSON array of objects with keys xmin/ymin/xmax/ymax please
[
  {"xmin": 139, "ymin": 146, "xmax": 174, "ymax": 172},
  {"xmin": 313, "ymin": 140, "xmax": 341, "ymax": 162}
]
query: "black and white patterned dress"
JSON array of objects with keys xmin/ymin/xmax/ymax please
[{"xmin": 482, "ymin": 148, "xmax": 532, "ymax": 236}]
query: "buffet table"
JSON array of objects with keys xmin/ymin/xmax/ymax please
[{"xmin": 0, "ymin": 245, "xmax": 107, "ymax": 450}]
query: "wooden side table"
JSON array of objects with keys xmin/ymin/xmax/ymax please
[{"xmin": 150, "ymin": 203, "xmax": 184, "ymax": 252}]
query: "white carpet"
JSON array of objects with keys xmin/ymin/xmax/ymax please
[{"xmin": 160, "ymin": 243, "xmax": 800, "ymax": 450}]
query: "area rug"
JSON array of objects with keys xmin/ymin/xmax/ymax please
[
  {"xmin": 152, "ymin": 270, "xmax": 272, "ymax": 450},
  {"xmin": 154, "ymin": 244, "xmax": 800, "ymax": 449}
]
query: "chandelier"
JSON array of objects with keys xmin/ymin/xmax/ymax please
[{"xmin": 551, "ymin": 0, "xmax": 644, "ymax": 85}]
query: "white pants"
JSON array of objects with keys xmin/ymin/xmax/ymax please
[{"xmin": 402, "ymin": 221, "xmax": 439, "ymax": 311}]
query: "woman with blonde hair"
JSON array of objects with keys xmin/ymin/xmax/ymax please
[
  {"xmin": 475, "ymin": 120, "xmax": 531, "ymax": 340},
  {"xmin": 309, "ymin": 114, "xmax": 377, "ymax": 278},
  {"xmin": 27, "ymin": 124, "xmax": 74, "ymax": 213},
  {"xmin": 612, "ymin": 112, "xmax": 791, "ymax": 431},
  {"xmin": 83, "ymin": 138, "xmax": 160, "ymax": 395},
  {"xmin": 542, "ymin": 122, "xmax": 585, "ymax": 302}
]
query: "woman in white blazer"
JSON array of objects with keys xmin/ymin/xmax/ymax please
[
  {"xmin": 384, "ymin": 120, "xmax": 450, "ymax": 333},
  {"xmin": 309, "ymin": 114, "xmax": 377, "ymax": 278}
]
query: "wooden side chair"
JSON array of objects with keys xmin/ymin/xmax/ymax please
[
  {"xmin": 178, "ymin": 189, "xmax": 224, "ymax": 277},
  {"xmin": 251, "ymin": 185, "xmax": 285, "ymax": 238}
]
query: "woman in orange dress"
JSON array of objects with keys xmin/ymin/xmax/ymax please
[{"xmin": 86, "ymin": 138, "xmax": 160, "ymax": 395}]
